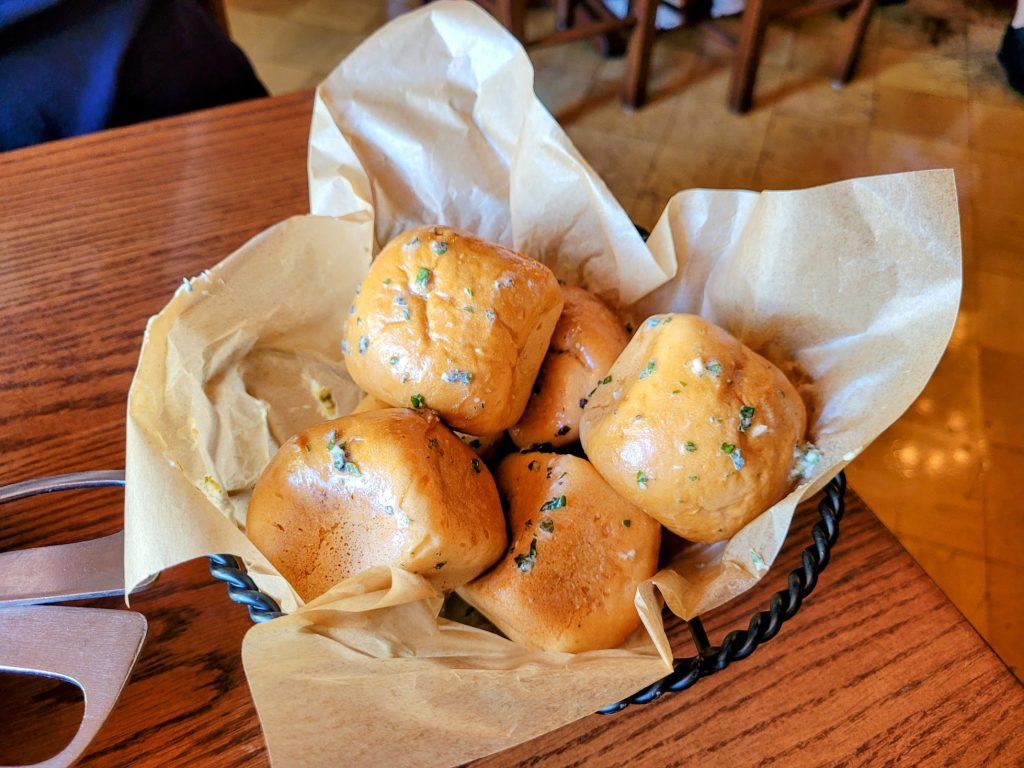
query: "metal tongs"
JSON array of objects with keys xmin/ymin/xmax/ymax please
[{"xmin": 0, "ymin": 471, "xmax": 149, "ymax": 768}]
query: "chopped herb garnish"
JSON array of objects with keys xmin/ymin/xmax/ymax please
[
  {"xmin": 555, "ymin": 425, "xmax": 570, "ymax": 436},
  {"xmin": 383, "ymin": 278, "xmax": 392, "ymax": 285},
  {"xmin": 385, "ymin": 505, "xmax": 394, "ymax": 515},
  {"xmin": 688, "ymin": 474, "xmax": 699, "ymax": 482},
  {"xmin": 646, "ymin": 317, "xmax": 661, "ymax": 329},
  {"xmin": 623, "ymin": 519, "xmax": 632, "ymax": 527},
  {"xmin": 636, "ymin": 471, "xmax": 649, "ymax": 489},
  {"xmin": 404, "ymin": 236, "xmax": 420, "ymax": 249},
  {"xmin": 464, "ymin": 287, "xmax": 474, "ymax": 298},
  {"xmin": 485, "ymin": 309, "xmax": 496, "ymax": 322},
  {"xmin": 358, "ymin": 335, "xmax": 368, "ymax": 354},
  {"xmin": 706, "ymin": 360, "xmax": 723, "ymax": 375},
  {"xmin": 685, "ymin": 441, "xmax": 696, "ymax": 452},
  {"xmin": 410, "ymin": 393, "xmax": 426, "ymax": 408},
  {"xmin": 471, "ymin": 459, "xmax": 481, "ymax": 474},
  {"xmin": 739, "ymin": 406, "xmax": 755, "ymax": 432},
  {"xmin": 431, "ymin": 241, "xmax": 448, "ymax": 255},
  {"xmin": 428, "ymin": 437, "xmax": 440, "ymax": 448},
  {"xmin": 326, "ymin": 433, "xmax": 360, "ymax": 475},
  {"xmin": 341, "ymin": 339, "xmax": 350, "ymax": 355},
  {"xmin": 403, "ymin": 308, "xmax": 411, "ymax": 320},
  {"xmin": 640, "ymin": 360, "xmax": 656, "ymax": 380},
  {"xmin": 394, "ymin": 296, "xmax": 407, "ymax": 306},
  {"xmin": 514, "ymin": 538, "xmax": 538, "ymax": 573},
  {"xmin": 527, "ymin": 460, "xmax": 539, "ymax": 471},
  {"xmin": 463, "ymin": 306, "xmax": 475, "ymax": 313},
  {"xmin": 721, "ymin": 443, "xmax": 736, "ymax": 454},
  {"xmin": 442, "ymin": 369, "xmax": 473, "ymax": 385},
  {"xmin": 415, "ymin": 267, "xmax": 431, "ymax": 287},
  {"xmin": 389, "ymin": 356, "xmax": 399, "ymax": 366},
  {"xmin": 540, "ymin": 495, "xmax": 567, "ymax": 511},
  {"xmin": 539, "ymin": 519, "xmax": 555, "ymax": 534},
  {"xmin": 750, "ymin": 549, "xmax": 765, "ymax": 569},
  {"xmin": 579, "ymin": 398, "xmax": 588, "ymax": 409},
  {"xmin": 730, "ymin": 448, "xmax": 746, "ymax": 471},
  {"xmin": 435, "ymin": 561, "xmax": 447, "ymax": 569},
  {"xmin": 601, "ymin": 375, "xmax": 612, "ymax": 385}
]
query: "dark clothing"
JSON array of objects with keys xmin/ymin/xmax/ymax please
[{"xmin": 0, "ymin": 0, "xmax": 267, "ymax": 151}]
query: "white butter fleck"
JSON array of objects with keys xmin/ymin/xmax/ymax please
[{"xmin": 751, "ymin": 424, "xmax": 769, "ymax": 437}]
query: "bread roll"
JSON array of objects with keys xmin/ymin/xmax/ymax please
[
  {"xmin": 509, "ymin": 285, "xmax": 629, "ymax": 449},
  {"xmin": 458, "ymin": 452, "xmax": 660, "ymax": 653},
  {"xmin": 579, "ymin": 313, "xmax": 806, "ymax": 543},
  {"xmin": 342, "ymin": 226, "xmax": 563, "ymax": 434},
  {"xmin": 247, "ymin": 408, "xmax": 507, "ymax": 601}
]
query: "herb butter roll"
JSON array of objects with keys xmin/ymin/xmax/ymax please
[
  {"xmin": 247, "ymin": 408, "xmax": 507, "ymax": 601},
  {"xmin": 509, "ymin": 285, "xmax": 629, "ymax": 449},
  {"xmin": 579, "ymin": 314, "xmax": 806, "ymax": 544},
  {"xmin": 458, "ymin": 452, "xmax": 660, "ymax": 653},
  {"xmin": 342, "ymin": 226, "xmax": 564, "ymax": 435}
]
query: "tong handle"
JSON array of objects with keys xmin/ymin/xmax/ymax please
[{"xmin": 0, "ymin": 470, "xmax": 126, "ymax": 504}]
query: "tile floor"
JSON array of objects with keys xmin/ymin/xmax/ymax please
[{"xmin": 224, "ymin": 0, "xmax": 1024, "ymax": 678}]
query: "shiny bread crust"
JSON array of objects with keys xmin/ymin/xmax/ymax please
[
  {"xmin": 580, "ymin": 313, "xmax": 806, "ymax": 543},
  {"xmin": 247, "ymin": 408, "xmax": 506, "ymax": 601},
  {"xmin": 342, "ymin": 226, "xmax": 563, "ymax": 434},
  {"xmin": 458, "ymin": 452, "xmax": 660, "ymax": 652}
]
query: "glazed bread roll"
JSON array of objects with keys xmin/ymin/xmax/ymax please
[
  {"xmin": 509, "ymin": 285, "xmax": 629, "ymax": 449},
  {"xmin": 579, "ymin": 313, "xmax": 806, "ymax": 544},
  {"xmin": 342, "ymin": 226, "xmax": 563, "ymax": 435},
  {"xmin": 458, "ymin": 452, "xmax": 660, "ymax": 653},
  {"xmin": 352, "ymin": 393, "xmax": 503, "ymax": 458},
  {"xmin": 247, "ymin": 408, "xmax": 507, "ymax": 601}
]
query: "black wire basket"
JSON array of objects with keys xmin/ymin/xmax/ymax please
[{"xmin": 208, "ymin": 471, "xmax": 848, "ymax": 713}]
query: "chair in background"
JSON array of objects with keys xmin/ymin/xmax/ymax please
[
  {"xmin": 479, "ymin": 0, "xmax": 660, "ymax": 107},
  {"xmin": 722, "ymin": 0, "xmax": 877, "ymax": 112}
]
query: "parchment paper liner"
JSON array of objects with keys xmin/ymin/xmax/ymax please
[{"xmin": 124, "ymin": 3, "xmax": 961, "ymax": 765}]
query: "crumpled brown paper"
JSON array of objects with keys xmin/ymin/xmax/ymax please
[{"xmin": 123, "ymin": 2, "xmax": 961, "ymax": 765}]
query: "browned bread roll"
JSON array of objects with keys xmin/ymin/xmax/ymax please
[
  {"xmin": 579, "ymin": 313, "xmax": 807, "ymax": 544},
  {"xmin": 509, "ymin": 285, "xmax": 629, "ymax": 449},
  {"xmin": 458, "ymin": 452, "xmax": 660, "ymax": 652},
  {"xmin": 342, "ymin": 226, "xmax": 563, "ymax": 435},
  {"xmin": 247, "ymin": 408, "xmax": 507, "ymax": 601}
]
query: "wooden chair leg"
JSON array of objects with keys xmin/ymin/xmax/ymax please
[
  {"xmin": 554, "ymin": 0, "xmax": 575, "ymax": 30},
  {"xmin": 834, "ymin": 0, "xmax": 876, "ymax": 84},
  {"xmin": 622, "ymin": 0, "xmax": 658, "ymax": 107},
  {"xmin": 727, "ymin": 0, "xmax": 770, "ymax": 113},
  {"xmin": 496, "ymin": 0, "xmax": 528, "ymax": 42}
]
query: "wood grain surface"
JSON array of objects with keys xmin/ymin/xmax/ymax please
[{"xmin": 1, "ymin": 93, "xmax": 1022, "ymax": 767}]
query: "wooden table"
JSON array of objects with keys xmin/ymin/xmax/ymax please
[{"xmin": 1, "ymin": 92, "xmax": 1022, "ymax": 767}]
